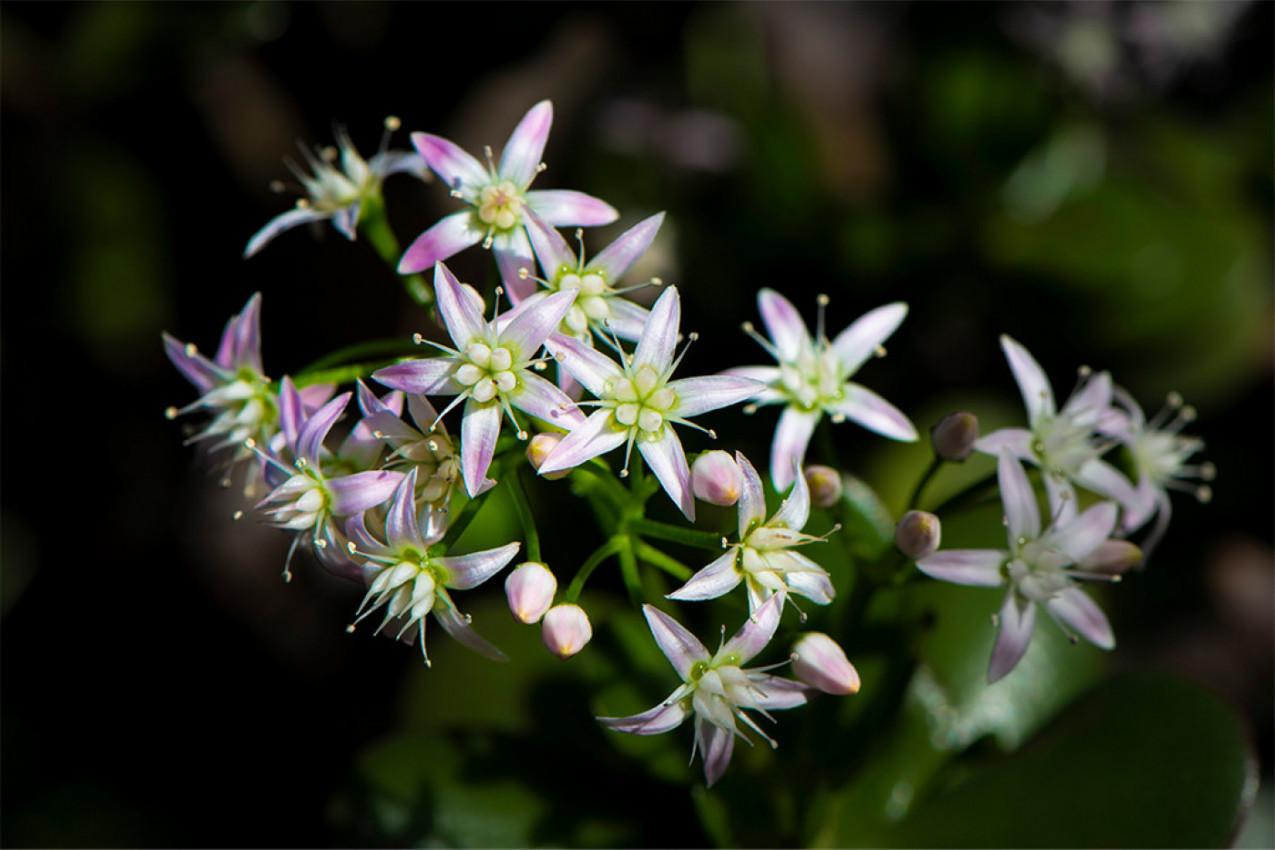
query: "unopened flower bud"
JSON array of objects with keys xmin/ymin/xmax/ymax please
[
  {"xmin": 505, "ymin": 561, "xmax": 558, "ymax": 623},
  {"xmin": 1078, "ymin": 540, "xmax": 1143, "ymax": 576},
  {"xmin": 691, "ymin": 450, "xmax": 743, "ymax": 506},
  {"xmin": 791, "ymin": 632, "xmax": 860, "ymax": 695},
  {"xmin": 526, "ymin": 432, "xmax": 569, "ymax": 480},
  {"xmin": 804, "ymin": 465, "xmax": 843, "ymax": 508},
  {"xmin": 931, "ymin": 411, "xmax": 979, "ymax": 462},
  {"xmin": 896, "ymin": 510, "xmax": 941, "ymax": 559},
  {"xmin": 541, "ymin": 603, "xmax": 592, "ymax": 659}
]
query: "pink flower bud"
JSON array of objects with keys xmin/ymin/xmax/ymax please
[
  {"xmin": 895, "ymin": 510, "xmax": 941, "ymax": 559},
  {"xmin": 1078, "ymin": 540, "xmax": 1143, "ymax": 575},
  {"xmin": 505, "ymin": 561, "xmax": 558, "ymax": 624},
  {"xmin": 526, "ymin": 433, "xmax": 570, "ymax": 480},
  {"xmin": 930, "ymin": 411, "xmax": 979, "ymax": 462},
  {"xmin": 541, "ymin": 603, "xmax": 592, "ymax": 659},
  {"xmin": 791, "ymin": 632, "xmax": 860, "ymax": 695},
  {"xmin": 691, "ymin": 450, "xmax": 743, "ymax": 506},
  {"xmin": 804, "ymin": 465, "xmax": 843, "ymax": 508}
]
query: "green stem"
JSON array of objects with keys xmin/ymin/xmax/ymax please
[
  {"xmin": 906, "ymin": 455, "xmax": 944, "ymax": 511},
  {"xmin": 618, "ymin": 537, "xmax": 643, "ymax": 607},
  {"xmin": 928, "ymin": 470, "xmax": 999, "ymax": 517},
  {"xmin": 297, "ymin": 338, "xmax": 423, "ymax": 375},
  {"xmin": 360, "ymin": 209, "xmax": 433, "ymax": 307},
  {"xmin": 563, "ymin": 536, "xmax": 627, "ymax": 603},
  {"xmin": 569, "ymin": 461, "xmax": 630, "ymax": 509},
  {"xmin": 628, "ymin": 517, "xmax": 726, "ymax": 551},
  {"xmin": 633, "ymin": 542, "xmax": 693, "ymax": 581},
  {"xmin": 289, "ymin": 361, "xmax": 398, "ymax": 389},
  {"xmin": 506, "ymin": 467, "xmax": 541, "ymax": 563}
]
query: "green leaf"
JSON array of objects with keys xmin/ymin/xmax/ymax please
[
  {"xmin": 837, "ymin": 473, "xmax": 896, "ymax": 563},
  {"xmin": 877, "ymin": 674, "xmax": 1258, "ymax": 848}
]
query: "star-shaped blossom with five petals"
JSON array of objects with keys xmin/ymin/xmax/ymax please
[
  {"xmin": 727, "ymin": 289, "xmax": 917, "ymax": 491},
  {"xmin": 373, "ymin": 262, "xmax": 585, "ymax": 497},
  {"xmin": 916, "ymin": 451, "xmax": 1129, "ymax": 683},
  {"xmin": 537, "ymin": 286, "xmax": 762, "ymax": 520},
  {"xmin": 345, "ymin": 468, "xmax": 520, "ymax": 665},
  {"xmin": 398, "ymin": 100, "xmax": 618, "ymax": 299},
  {"xmin": 669, "ymin": 452, "xmax": 834, "ymax": 612},
  {"xmin": 245, "ymin": 120, "xmax": 428, "ymax": 258},
  {"xmin": 598, "ymin": 594, "xmax": 813, "ymax": 787}
]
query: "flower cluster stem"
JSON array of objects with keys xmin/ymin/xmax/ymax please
[
  {"xmin": 359, "ymin": 208, "xmax": 433, "ymax": 307},
  {"xmin": 505, "ymin": 467, "xmax": 542, "ymax": 562}
]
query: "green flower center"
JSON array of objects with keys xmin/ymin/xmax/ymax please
[
  {"xmin": 778, "ymin": 344, "xmax": 844, "ymax": 411},
  {"xmin": 477, "ymin": 181, "xmax": 524, "ymax": 231},
  {"xmin": 604, "ymin": 364, "xmax": 676, "ymax": 434},
  {"xmin": 455, "ymin": 342, "xmax": 518, "ymax": 403}
]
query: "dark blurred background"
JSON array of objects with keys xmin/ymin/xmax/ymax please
[{"xmin": 2, "ymin": 2, "xmax": 1271, "ymax": 847}]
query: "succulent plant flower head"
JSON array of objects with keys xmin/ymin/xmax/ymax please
[
  {"xmin": 1100, "ymin": 387, "xmax": 1213, "ymax": 555},
  {"xmin": 163, "ymin": 293, "xmax": 335, "ymax": 498},
  {"xmin": 916, "ymin": 452, "xmax": 1136, "ymax": 683},
  {"xmin": 344, "ymin": 469, "xmax": 518, "ymax": 665},
  {"xmin": 398, "ymin": 101, "xmax": 619, "ymax": 299},
  {"xmin": 598, "ymin": 595, "xmax": 813, "ymax": 788},
  {"xmin": 975, "ymin": 336, "xmax": 1139, "ymax": 519},
  {"xmin": 254, "ymin": 378, "xmax": 404, "ymax": 579},
  {"xmin": 537, "ymin": 286, "xmax": 763, "ymax": 520},
  {"xmin": 669, "ymin": 453, "xmax": 835, "ymax": 612},
  {"xmin": 245, "ymin": 117, "xmax": 428, "ymax": 258},
  {"xmin": 373, "ymin": 262, "xmax": 586, "ymax": 497},
  {"xmin": 727, "ymin": 289, "xmax": 917, "ymax": 491}
]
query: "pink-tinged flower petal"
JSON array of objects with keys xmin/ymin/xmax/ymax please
[
  {"xmin": 832, "ymin": 302, "xmax": 908, "ymax": 376},
  {"xmin": 384, "ymin": 468, "xmax": 425, "ymax": 552},
  {"xmin": 523, "ymin": 208, "xmax": 577, "ymax": 278},
  {"xmin": 536, "ymin": 410, "xmax": 627, "ymax": 476},
  {"xmin": 1075, "ymin": 458, "xmax": 1140, "ymax": 513},
  {"xmin": 633, "ymin": 286, "xmax": 681, "ymax": 373},
  {"xmin": 1063, "ymin": 371, "xmax": 1112, "ymax": 424},
  {"xmin": 722, "ymin": 366, "xmax": 786, "ymax": 405},
  {"xmin": 434, "ymin": 599, "xmax": 507, "ymax": 661},
  {"xmin": 244, "ymin": 207, "xmax": 330, "ymax": 258},
  {"xmin": 219, "ymin": 292, "xmax": 264, "ymax": 373},
  {"xmin": 460, "ymin": 399, "xmax": 502, "ymax": 497},
  {"xmin": 505, "ymin": 562, "xmax": 557, "ymax": 623},
  {"xmin": 974, "ymin": 427, "xmax": 1035, "ymax": 460},
  {"xmin": 545, "ymin": 332, "xmax": 624, "ymax": 397},
  {"xmin": 436, "ymin": 542, "xmax": 521, "ymax": 590},
  {"xmin": 643, "ymin": 605, "xmax": 710, "ymax": 678},
  {"xmin": 699, "ymin": 720, "xmax": 735, "ymax": 788},
  {"xmin": 757, "ymin": 289, "xmax": 810, "ymax": 363},
  {"xmin": 373, "ymin": 358, "xmax": 461, "ymax": 396},
  {"xmin": 331, "ymin": 202, "xmax": 360, "ymax": 241},
  {"xmin": 345, "ymin": 512, "xmax": 388, "ymax": 559},
  {"xmin": 494, "ymin": 225, "xmax": 538, "ymax": 302},
  {"xmin": 721, "ymin": 593, "xmax": 783, "ymax": 664},
  {"xmin": 604, "ymin": 298, "xmax": 652, "ymax": 341},
  {"xmin": 1043, "ymin": 472, "xmax": 1079, "ymax": 525},
  {"xmin": 828, "ymin": 385, "xmax": 918, "ymax": 442},
  {"xmin": 691, "ymin": 450, "xmax": 743, "ymax": 506},
  {"xmin": 509, "ymin": 371, "xmax": 584, "ymax": 429},
  {"xmin": 590, "ymin": 212, "xmax": 665, "ymax": 282},
  {"xmin": 1001, "ymin": 335, "xmax": 1056, "ymax": 426},
  {"xmin": 501, "ymin": 288, "xmax": 577, "ymax": 358},
  {"xmin": 735, "ymin": 452, "xmax": 768, "ymax": 538},
  {"xmin": 750, "ymin": 674, "xmax": 814, "ymax": 709},
  {"xmin": 916, "ymin": 549, "xmax": 1008, "ymax": 586},
  {"xmin": 499, "ymin": 100, "xmax": 553, "ymax": 188},
  {"xmin": 163, "ymin": 333, "xmax": 226, "ymax": 394},
  {"xmin": 770, "ymin": 458, "xmax": 811, "ymax": 530},
  {"xmin": 1052, "ymin": 501, "xmax": 1119, "ymax": 562},
  {"xmin": 411, "ymin": 131, "xmax": 488, "ymax": 200},
  {"xmin": 770, "ymin": 406, "xmax": 820, "ymax": 491},
  {"xmin": 988, "ymin": 590, "xmax": 1037, "ymax": 684},
  {"xmin": 541, "ymin": 603, "xmax": 593, "ymax": 658},
  {"xmin": 298, "ymin": 383, "xmax": 336, "ymax": 412},
  {"xmin": 639, "ymin": 428, "xmax": 695, "ymax": 521},
  {"xmin": 398, "ymin": 212, "xmax": 483, "ymax": 274},
  {"xmin": 277, "ymin": 377, "xmax": 304, "ymax": 453},
  {"xmin": 997, "ymin": 452, "xmax": 1041, "ymax": 543},
  {"xmin": 296, "ymin": 391, "xmax": 352, "ymax": 465},
  {"xmin": 668, "ymin": 375, "xmax": 762, "ymax": 419},
  {"xmin": 668, "ymin": 550, "xmax": 742, "ymax": 602},
  {"xmin": 327, "ymin": 469, "xmax": 404, "ymax": 516},
  {"xmin": 785, "ymin": 569, "xmax": 834, "ymax": 605},
  {"xmin": 598, "ymin": 696, "xmax": 689, "ymax": 735},
  {"xmin": 1047, "ymin": 587, "xmax": 1115, "ymax": 649},
  {"xmin": 368, "ymin": 150, "xmax": 427, "ymax": 179},
  {"xmin": 525, "ymin": 189, "xmax": 619, "ymax": 226},
  {"xmin": 434, "ymin": 262, "xmax": 489, "ymax": 349}
]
